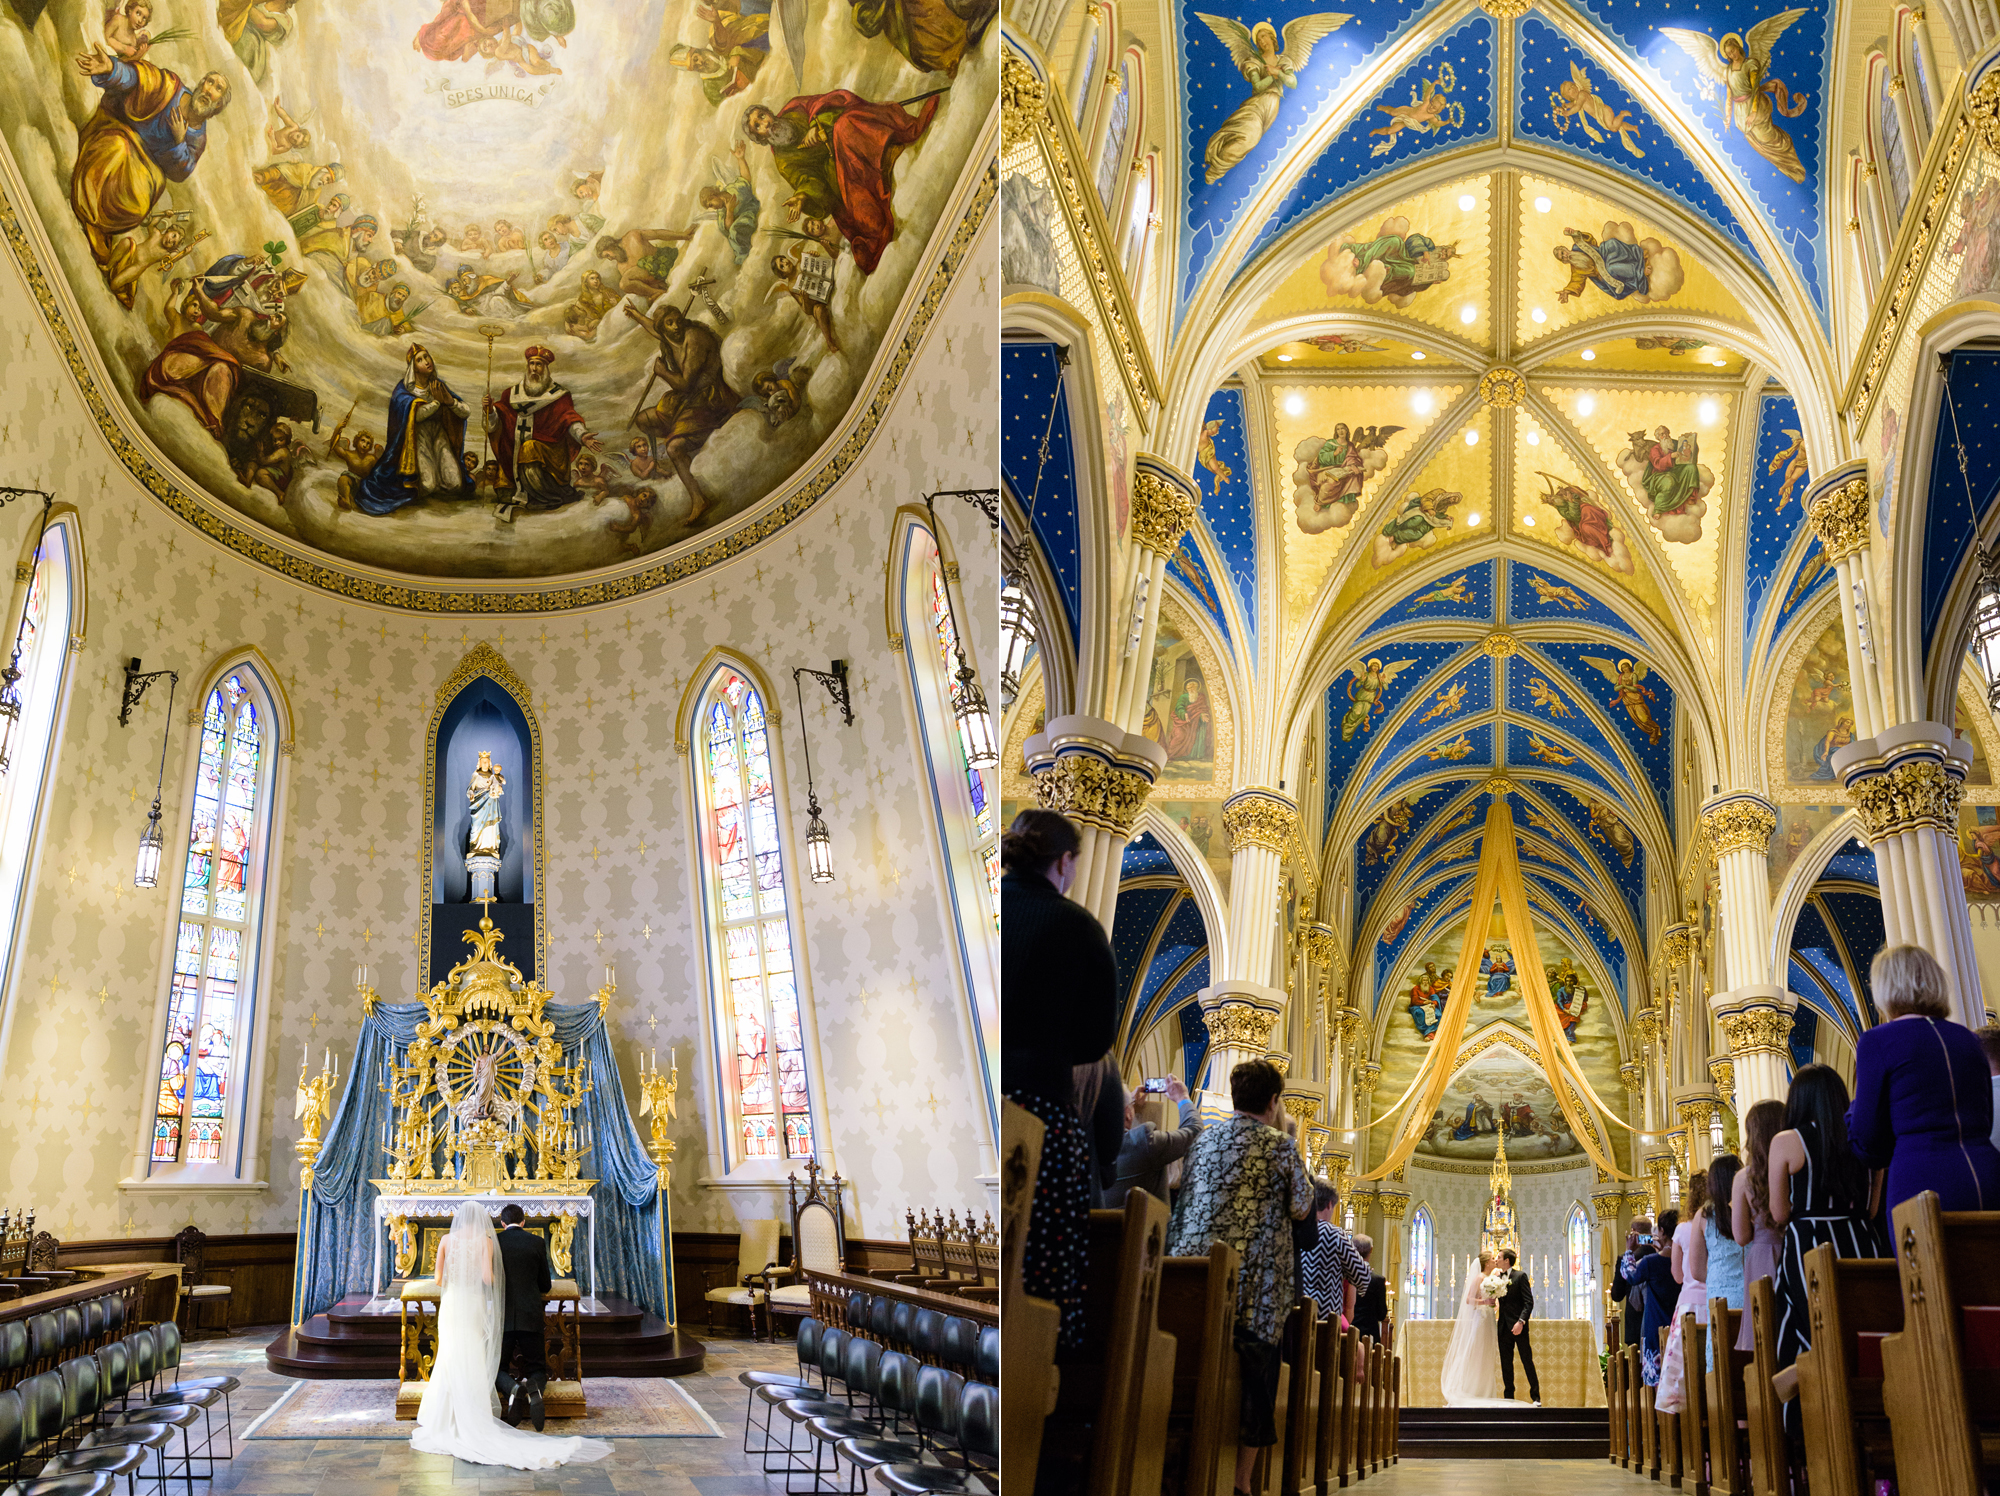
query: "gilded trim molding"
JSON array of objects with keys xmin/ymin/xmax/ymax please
[{"xmin": 0, "ymin": 155, "xmax": 995, "ymax": 614}]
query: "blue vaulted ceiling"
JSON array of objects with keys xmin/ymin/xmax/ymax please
[
  {"xmin": 1112, "ymin": 832, "xmax": 1215, "ymax": 1072},
  {"xmin": 1742, "ymin": 393, "xmax": 1810, "ymax": 678},
  {"xmin": 1001, "ymin": 342, "xmax": 1082, "ymax": 649},
  {"xmin": 1192, "ymin": 386, "xmax": 1259, "ymax": 652}
]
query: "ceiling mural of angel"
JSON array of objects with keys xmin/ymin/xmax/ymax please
[
  {"xmin": 1367, "ymin": 62, "xmax": 1464, "ymax": 157},
  {"xmin": 1547, "ymin": 62, "xmax": 1644, "ymax": 157},
  {"xmin": 1337, "ymin": 655, "xmax": 1417, "ymax": 741},
  {"xmin": 1195, "ymin": 12, "xmax": 1350, "ymax": 184},
  {"xmin": 1580, "ymin": 655, "xmax": 1663, "ymax": 745},
  {"xmin": 1660, "ymin": 9, "xmax": 1811, "ymax": 183}
]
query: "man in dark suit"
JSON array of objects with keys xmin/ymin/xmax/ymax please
[
  {"xmin": 1350, "ymin": 1234, "xmax": 1391, "ymax": 1348},
  {"xmin": 1493, "ymin": 1247, "xmax": 1540, "ymax": 1404},
  {"xmin": 494, "ymin": 1203, "xmax": 553, "ymax": 1429},
  {"xmin": 1610, "ymin": 1217, "xmax": 1655, "ymax": 1349}
]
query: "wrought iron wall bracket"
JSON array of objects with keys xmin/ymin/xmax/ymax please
[
  {"xmin": 120, "ymin": 658, "xmax": 179, "ymax": 727},
  {"xmin": 793, "ymin": 661, "xmax": 854, "ymax": 726}
]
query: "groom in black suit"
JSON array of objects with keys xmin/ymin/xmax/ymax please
[
  {"xmin": 494, "ymin": 1204, "xmax": 553, "ymax": 1429},
  {"xmin": 1494, "ymin": 1247, "xmax": 1540, "ymax": 1404}
]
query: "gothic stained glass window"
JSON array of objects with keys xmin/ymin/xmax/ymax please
[
  {"xmin": 1567, "ymin": 1204, "xmax": 1593, "ymax": 1320},
  {"xmin": 1408, "ymin": 1206, "xmax": 1434, "ymax": 1320},
  {"xmin": 700, "ymin": 669, "xmax": 813, "ymax": 1163},
  {"xmin": 1095, "ymin": 59, "xmax": 1130, "ymax": 209},
  {"xmin": 1879, "ymin": 66, "xmax": 1911, "ymax": 225},
  {"xmin": 151, "ymin": 672, "xmax": 270, "ymax": 1169}
]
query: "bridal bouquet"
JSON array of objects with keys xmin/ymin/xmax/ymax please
[{"xmin": 1480, "ymin": 1269, "xmax": 1510, "ymax": 1300}]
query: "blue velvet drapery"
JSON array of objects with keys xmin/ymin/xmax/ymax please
[{"xmin": 298, "ymin": 999, "xmax": 669, "ymax": 1321}]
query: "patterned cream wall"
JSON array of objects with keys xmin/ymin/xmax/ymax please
[
  {"xmin": 1402, "ymin": 1159, "xmax": 1597, "ymax": 1318},
  {"xmin": 0, "ymin": 217, "xmax": 999, "ymax": 1246}
]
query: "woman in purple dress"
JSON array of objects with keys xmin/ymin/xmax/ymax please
[{"xmin": 1846, "ymin": 945, "xmax": 2000, "ymax": 1217}]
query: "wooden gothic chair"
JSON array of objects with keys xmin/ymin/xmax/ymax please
[
  {"xmin": 172, "ymin": 1225, "xmax": 235, "ymax": 1338},
  {"xmin": 766, "ymin": 1160, "xmax": 846, "ymax": 1328},
  {"xmin": 701, "ymin": 1217, "xmax": 782, "ymax": 1340}
]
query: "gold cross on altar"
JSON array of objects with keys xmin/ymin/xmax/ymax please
[{"xmin": 476, "ymin": 895, "xmax": 496, "ymax": 923}]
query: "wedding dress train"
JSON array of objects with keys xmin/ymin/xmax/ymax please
[
  {"xmin": 409, "ymin": 1202, "xmax": 612, "ymax": 1469},
  {"xmin": 1437, "ymin": 1265, "xmax": 1512, "ymax": 1408}
]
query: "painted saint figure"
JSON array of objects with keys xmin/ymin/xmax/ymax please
[
  {"xmin": 467, "ymin": 749, "xmax": 505, "ymax": 860},
  {"xmin": 214, "ymin": 0, "xmax": 298, "ymax": 83},
  {"xmin": 742, "ymin": 89, "xmax": 945, "ymax": 275},
  {"xmin": 1553, "ymin": 225, "xmax": 1650, "ymax": 303},
  {"xmin": 1581, "ymin": 655, "xmax": 1662, "ymax": 745},
  {"xmin": 670, "ymin": 0, "xmax": 771, "ymax": 105},
  {"xmin": 483, "ymin": 346, "xmax": 605, "ymax": 518},
  {"xmin": 1479, "ymin": 946, "xmax": 1513, "ymax": 1000},
  {"xmin": 67, "ymin": 47, "xmax": 230, "ymax": 306},
  {"xmin": 620, "ymin": 303, "xmax": 740, "ymax": 522},
  {"xmin": 353, "ymin": 344, "xmax": 471, "ymax": 514},
  {"xmin": 1339, "ymin": 656, "xmax": 1415, "ymax": 741}
]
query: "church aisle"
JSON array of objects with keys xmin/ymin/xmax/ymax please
[
  {"xmin": 1349, "ymin": 1460, "xmax": 1656, "ymax": 1492},
  {"xmin": 191, "ymin": 1324, "xmax": 800, "ymax": 1494}
]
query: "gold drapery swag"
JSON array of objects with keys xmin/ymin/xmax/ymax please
[{"xmin": 1359, "ymin": 798, "xmax": 1633, "ymax": 1181}]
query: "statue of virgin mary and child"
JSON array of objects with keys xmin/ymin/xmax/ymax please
[{"xmin": 466, "ymin": 751, "xmax": 505, "ymax": 900}]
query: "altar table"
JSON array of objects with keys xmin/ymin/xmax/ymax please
[
  {"xmin": 371, "ymin": 1191, "xmax": 596, "ymax": 1300},
  {"xmin": 1399, "ymin": 1317, "xmax": 1604, "ymax": 1408}
]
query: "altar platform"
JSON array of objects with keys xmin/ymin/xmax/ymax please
[{"xmin": 266, "ymin": 1289, "xmax": 705, "ymax": 1380}]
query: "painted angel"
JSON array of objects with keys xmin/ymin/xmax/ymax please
[
  {"xmin": 1527, "ymin": 573, "xmax": 1588, "ymax": 611},
  {"xmin": 1660, "ymin": 9, "xmax": 1811, "ymax": 183},
  {"xmin": 1526, "ymin": 675, "xmax": 1574, "ymax": 719},
  {"xmin": 1528, "ymin": 733, "xmax": 1578, "ymax": 766},
  {"xmin": 1550, "ymin": 62, "xmax": 1645, "ymax": 157},
  {"xmin": 1339, "ymin": 656, "xmax": 1416, "ymax": 741},
  {"xmin": 1418, "ymin": 682, "xmax": 1467, "ymax": 723},
  {"xmin": 1581, "ymin": 655, "xmax": 1662, "ymax": 745},
  {"xmin": 1768, "ymin": 428, "xmax": 1809, "ymax": 509},
  {"xmin": 1196, "ymin": 11, "xmax": 1349, "ymax": 184},
  {"xmin": 1368, "ymin": 65, "xmax": 1463, "ymax": 157},
  {"xmin": 1196, "ymin": 417, "xmax": 1233, "ymax": 488}
]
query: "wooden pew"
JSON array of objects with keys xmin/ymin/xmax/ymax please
[
  {"xmin": 1795, "ymin": 1244, "xmax": 1901, "ymax": 1496},
  {"xmin": 1373, "ymin": 1341, "xmax": 1390, "ymax": 1472},
  {"xmin": 1879, "ymin": 1192, "xmax": 2000, "ymax": 1496},
  {"xmin": 999, "ymin": 1100, "xmax": 1061, "ymax": 1481},
  {"xmin": 1744, "ymin": 1276, "xmax": 1789, "ymax": 1496},
  {"xmin": 1705, "ymin": 1301, "xmax": 1750, "ymax": 1496},
  {"xmin": 1639, "ymin": 1336, "xmax": 1659, "ymax": 1480},
  {"xmin": 1658, "ymin": 1320, "xmax": 1683, "ymax": 1487},
  {"xmin": 1333, "ymin": 1326, "xmax": 1362, "ymax": 1489},
  {"xmin": 1676, "ymin": 1312, "xmax": 1708, "ymax": 1495},
  {"xmin": 1312, "ymin": 1316, "xmax": 1342, "ymax": 1496},
  {"xmin": 1277, "ymin": 1303, "xmax": 1318, "ymax": 1496},
  {"xmin": 1356, "ymin": 1335, "xmax": 1377, "ymax": 1478},
  {"xmin": 1077, "ymin": 1195, "xmax": 1178, "ymax": 1496},
  {"xmin": 1158, "ymin": 1247, "xmax": 1242, "ymax": 1496},
  {"xmin": 1389, "ymin": 1351, "xmax": 1401, "ymax": 1466},
  {"xmin": 1608, "ymin": 1333, "xmax": 1626, "ymax": 1467},
  {"xmin": 1625, "ymin": 1345, "xmax": 1645, "ymax": 1476}
]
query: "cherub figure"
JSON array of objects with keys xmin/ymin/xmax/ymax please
[
  {"xmin": 1527, "ymin": 733, "xmax": 1578, "ymax": 766},
  {"xmin": 1768, "ymin": 428, "xmax": 1809, "ymax": 509},
  {"xmin": 263, "ymin": 95, "xmax": 310, "ymax": 156},
  {"xmin": 1408, "ymin": 573, "xmax": 1471, "ymax": 609},
  {"xmin": 1526, "ymin": 675, "xmax": 1574, "ymax": 719},
  {"xmin": 1368, "ymin": 64, "xmax": 1463, "ymax": 157},
  {"xmin": 324, "ymin": 405, "xmax": 381, "ymax": 509},
  {"xmin": 235, "ymin": 417, "xmax": 297, "ymax": 498},
  {"xmin": 745, "ymin": 358, "xmax": 811, "ymax": 428},
  {"xmin": 477, "ymin": 30, "xmax": 560, "ymax": 76},
  {"xmin": 1527, "ymin": 573, "xmax": 1588, "ymax": 611},
  {"xmin": 1196, "ymin": 417, "xmax": 1233, "ymax": 488},
  {"xmin": 1417, "ymin": 682, "xmax": 1466, "ymax": 724},
  {"xmin": 103, "ymin": 0, "xmax": 156, "ymax": 59},
  {"xmin": 491, "ymin": 219, "xmax": 526, "ymax": 252},
  {"xmin": 108, "ymin": 217, "xmax": 208, "ymax": 298},
  {"xmin": 1549, "ymin": 62, "xmax": 1645, "ymax": 157},
  {"xmin": 766, "ymin": 247, "xmax": 840, "ymax": 353}
]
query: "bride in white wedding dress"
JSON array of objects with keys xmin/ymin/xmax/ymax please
[
  {"xmin": 409, "ymin": 1202, "xmax": 612, "ymax": 1468},
  {"xmin": 1437, "ymin": 1250, "xmax": 1513, "ymax": 1407}
]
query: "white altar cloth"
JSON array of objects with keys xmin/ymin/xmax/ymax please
[{"xmin": 370, "ymin": 1191, "xmax": 597, "ymax": 1299}]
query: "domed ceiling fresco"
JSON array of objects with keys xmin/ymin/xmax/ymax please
[{"xmin": 0, "ymin": 0, "xmax": 994, "ymax": 586}]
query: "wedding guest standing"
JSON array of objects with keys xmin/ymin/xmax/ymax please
[
  {"xmin": 1983, "ymin": 1025, "xmax": 2000, "ymax": 1152},
  {"xmin": 1166, "ymin": 1058, "xmax": 1313, "ymax": 1496},
  {"xmin": 1610, "ymin": 1216, "xmax": 1655, "ymax": 1350},
  {"xmin": 1698, "ymin": 1153, "xmax": 1745, "ymax": 1371},
  {"xmin": 1731, "ymin": 1100, "xmax": 1785, "ymax": 1353},
  {"xmin": 1298, "ymin": 1179, "xmax": 1368, "ymax": 1326},
  {"xmin": 1656, "ymin": 1176, "xmax": 1710, "ymax": 1411},
  {"xmin": 1073, "ymin": 1054, "xmax": 1129, "ymax": 1206},
  {"xmin": 1630, "ymin": 1210, "xmax": 1680, "ymax": 1385},
  {"xmin": 1000, "ymin": 809, "xmax": 1115, "ymax": 1357},
  {"xmin": 1351, "ymin": 1236, "xmax": 1390, "ymax": 1348},
  {"xmin": 1771, "ymin": 1064, "xmax": 1889, "ymax": 1431},
  {"xmin": 1108, "ymin": 1077, "xmax": 1202, "ymax": 1207},
  {"xmin": 1846, "ymin": 945, "xmax": 2000, "ymax": 1216}
]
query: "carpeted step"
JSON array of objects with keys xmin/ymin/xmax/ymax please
[{"xmin": 1399, "ymin": 1405, "xmax": 1608, "ymax": 1459}]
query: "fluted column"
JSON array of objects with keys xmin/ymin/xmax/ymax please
[
  {"xmin": 1804, "ymin": 464, "xmax": 1889, "ymax": 737},
  {"xmin": 1886, "ymin": 70, "xmax": 1926, "ymax": 190},
  {"xmin": 1700, "ymin": 792, "xmax": 1784, "ymax": 1112},
  {"xmin": 1836, "ymin": 728, "xmax": 1981, "ymax": 1023},
  {"xmin": 1912, "ymin": 10, "xmax": 1944, "ymax": 119},
  {"xmin": 1195, "ymin": 788, "xmax": 1299, "ymax": 1104},
  {"xmin": 1111, "ymin": 458, "xmax": 1201, "ymax": 736},
  {"xmin": 1064, "ymin": 1, "xmax": 1101, "ymax": 124},
  {"xmin": 1023, "ymin": 717, "xmax": 1165, "ymax": 929}
]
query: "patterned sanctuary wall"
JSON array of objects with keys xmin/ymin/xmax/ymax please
[
  {"xmin": 0, "ymin": 214, "xmax": 998, "ymax": 1243},
  {"xmin": 1401, "ymin": 1155, "xmax": 1596, "ymax": 1321}
]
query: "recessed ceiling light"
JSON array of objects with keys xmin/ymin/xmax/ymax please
[
  {"xmin": 1535, "ymin": 195, "xmax": 1552, "ymax": 213},
  {"xmin": 1464, "ymin": 429, "xmax": 1479, "ymax": 446},
  {"xmin": 1531, "ymin": 307, "xmax": 1547, "ymax": 324},
  {"xmin": 1524, "ymin": 514, "xmax": 1538, "ymax": 527},
  {"xmin": 1285, "ymin": 395, "xmax": 1306, "ymax": 416},
  {"xmin": 1411, "ymin": 350, "xmax": 1427, "ymax": 360},
  {"xmin": 1466, "ymin": 511, "xmax": 1481, "ymax": 525},
  {"xmin": 1698, "ymin": 399, "xmax": 1719, "ymax": 425},
  {"xmin": 1413, "ymin": 391, "xmax": 1434, "ymax": 414},
  {"xmin": 1458, "ymin": 193, "xmax": 1476, "ymax": 211},
  {"xmin": 1578, "ymin": 396, "xmax": 1595, "ymax": 416},
  {"xmin": 1581, "ymin": 348, "xmax": 1596, "ymax": 361},
  {"xmin": 1277, "ymin": 353, "xmax": 1293, "ymax": 362},
  {"xmin": 1460, "ymin": 305, "xmax": 1477, "ymax": 324},
  {"xmin": 1525, "ymin": 430, "xmax": 1541, "ymax": 446}
]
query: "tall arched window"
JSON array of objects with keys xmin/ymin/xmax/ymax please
[
  {"xmin": 0, "ymin": 516, "xmax": 81, "ymax": 1069},
  {"xmin": 1407, "ymin": 1205, "xmax": 1435, "ymax": 1320},
  {"xmin": 1874, "ymin": 58, "xmax": 1911, "ymax": 226},
  {"xmin": 891, "ymin": 514, "xmax": 1000, "ymax": 1130},
  {"xmin": 692, "ymin": 662, "xmax": 820, "ymax": 1166},
  {"xmin": 1095, "ymin": 58, "xmax": 1131, "ymax": 209},
  {"xmin": 1567, "ymin": 1204, "xmax": 1593, "ymax": 1319},
  {"xmin": 145, "ymin": 660, "xmax": 283, "ymax": 1177}
]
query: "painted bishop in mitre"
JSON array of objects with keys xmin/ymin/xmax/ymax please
[{"xmin": 467, "ymin": 750, "xmax": 504, "ymax": 859}]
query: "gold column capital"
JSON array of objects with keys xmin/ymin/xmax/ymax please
[
  {"xmin": 1699, "ymin": 795, "xmax": 1777, "ymax": 858},
  {"xmin": 1203, "ymin": 1000, "xmax": 1281, "ymax": 1053},
  {"xmin": 1353, "ymin": 1061, "xmax": 1382, "ymax": 1099},
  {"xmin": 1718, "ymin": 1007, "xmax": 1793, "ymax": 1058},
  {"xmin": 1129, "ymin": 458, "xmax": 1201, "ymax": 557},
  {"xmin": 1974, "ymin": 61, "xmax": 2000, "ymax": 153},
  {"xmin": 1032, "ymin": 752, "xmax": 1154, "ymax": 834},
  {"xmin": 1222, "ymin": 787, "xmax": 1299, "ymax": 854},
  {"xmin": 1803, "ymin": 472, "xmax": 1873, "ymax": 562},
  {"xmin": 1708, "ymin": 1056, "xmax": 1735, "ymax": 1108},
  {"xmin": 1302, "ymin": 921, "xmax": 1338, "ymax": 968},
  {"xmin": 1847, "ymin": 756, "xmax": 1964, "ymax": 839},
  {"xmin": 1376, "ymin": 1187, "xmax": 1411, "ymax": 1220}
]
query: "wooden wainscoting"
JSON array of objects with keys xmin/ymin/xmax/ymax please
[
  {"xmin": 58, "ymin": 1233, "xmax": 298, "ymax": 1328},
  {"xmin": 669, "ymin": 1233, "xmax": 913, "ymax": 1334}
]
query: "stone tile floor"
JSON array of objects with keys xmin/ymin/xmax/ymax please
[{"xmin": 167, "ymin": 1324, "xmax": 808, "ymax": 1495}]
